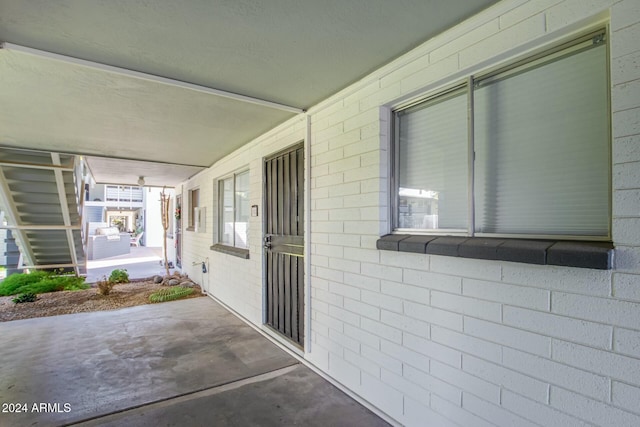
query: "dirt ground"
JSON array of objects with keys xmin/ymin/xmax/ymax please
[{"xmin": 0, "ymin": 279, "xmax": 204, "ymax": 322}]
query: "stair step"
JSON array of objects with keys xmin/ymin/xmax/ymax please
[
  {"xmin": 3, "ymin": 168, "xmax": 56, "ymax": 182},
  {"xmin": 14, "ymin": 194, "xmax": 62, "ymax": 204},
  {"xmin": 0, "ymin": 149, "xmax": 85, "ymax": 270},
  {"xmin": 20, "ymin": 217, "xmax": 66, "ymax": 225}
]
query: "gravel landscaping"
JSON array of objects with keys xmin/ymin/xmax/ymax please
[{"xmin": 0, "ymin": 278, "xmax": 204, "ymax": 322}]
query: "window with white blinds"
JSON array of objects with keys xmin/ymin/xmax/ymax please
[
  {"xmin": 393, "ymin": 30, "xmax": 610, "ymax": 239},
  {"xmin": 218, "ymin": 170, "xmax": 250, "ymax": 248},
  {"xmin": 397, "ymin": 90, "xmax": 468, "ymax": 231}
]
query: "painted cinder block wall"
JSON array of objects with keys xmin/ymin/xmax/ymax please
[
  {"xmin": 178, "ymin": 0, "xmax": 640, "ymax": 425},
  {"xmin": 179, "ymin": 116, "xmax": 307, "ymax": 324}
]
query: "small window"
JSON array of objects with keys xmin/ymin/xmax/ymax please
[
  {"xmin": 168, "ymin": 197, "xmax": 175, "ymax": 237},
  {"xmin": 218, "ymin": 170, "xmax": 250, "ymax": 249},
  {"xmin": 188, "ymin": 188, "xmax": 199, "ymax": 230},
  {"xmin": 392, "ymin": 30, "xmax": 610, "ymax": 240}
]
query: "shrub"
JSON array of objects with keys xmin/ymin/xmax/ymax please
[
  {"xmin": 0, "ymin": 271, "xmax": 88, "ymax": 296},
  {"xmin": 97, "ymin": 276, "xmax": 115, "ymax": 296},
  {"xmin": 149, "ymin": 286, "xmax": 194, "ymax": 303},
  {"xmin": 109, "ymin": 269, "xmax": 129, "ymax": 284},
  {"xmin": 12, "ymin": 293, "xmax": 37, "ymax": 304}
]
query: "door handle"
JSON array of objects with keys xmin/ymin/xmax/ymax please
[{"xmin": 264, "ymin": 242, "xmax": 272, "ymax": 249}]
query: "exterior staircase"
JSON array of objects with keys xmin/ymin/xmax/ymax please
[
  {"xmin": 0, "ymin": 148, "xmax": 87, "ymax": 276},
  {"xmin": 2, "ymin": 230, "xmax": 22, "ymax": 276}
]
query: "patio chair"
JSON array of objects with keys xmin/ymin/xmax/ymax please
[{"xmin": 130, "ymin": 231, "xmax": 143, "ymax": 247}]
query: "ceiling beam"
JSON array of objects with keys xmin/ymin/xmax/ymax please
[{"xmin": 1, "ymin": 42, "xmax": 305, "ymax": 114}]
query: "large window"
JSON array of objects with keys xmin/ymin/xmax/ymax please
[
  {"xmin": 219, "ymin": 170, "xmax": 250, "ymax": 249},
  {"xmin": 393, "ymin": 31, "xmax": 610, "ymax": 240}
]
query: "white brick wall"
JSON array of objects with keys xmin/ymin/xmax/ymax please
[
  {"xmin": 306, "ymin": 1, "xmax": 640, "ymax": 425},
  {"xmin": 176, "ymin": 0, "xmax": 640, "ymax": 425},
  {"xmin": 178, "ymin": 115, "xmax": 306, "ymax": 325}
]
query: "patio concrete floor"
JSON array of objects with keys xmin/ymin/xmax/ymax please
[{"xmin": 0, "ymin": 297, "xmax": 389, "ymax": 427}]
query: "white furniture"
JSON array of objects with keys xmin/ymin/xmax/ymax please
[{"xmin": 130, "ymin": 231, "xmax": 144, "ymax": 247}]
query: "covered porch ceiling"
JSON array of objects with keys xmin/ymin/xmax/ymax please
[{"xmin": 0, "ymin": 0, "xmax": 498, "ymax": 187}]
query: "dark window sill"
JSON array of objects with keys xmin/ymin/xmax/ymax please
[
  {"xmin": 376, "ymin": 235, "xmax": 614, "ymax": 270},
  {"xmin": 210, "ymin": 244, "xmax": 250, "ymax": 259}
]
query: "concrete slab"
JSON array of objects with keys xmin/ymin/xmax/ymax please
[
  {"xmin": 0, "ymin": 298, "xmax": 295, "ymax": 426},
  {"xmin": 76, "ymin": 364, "xmax": 389, "ymax": 427},
  {"xmin": 0, "ymin": 298, "xmax": 388, "ymax": 427}
]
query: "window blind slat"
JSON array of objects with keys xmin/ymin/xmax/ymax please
[
  {"xmin": 474, "ymin": 43, "xmax": 609, "ymax": 236},
  {"xmin": 398, "ymin": 93, "xmax": 468, "ymax": 230}
]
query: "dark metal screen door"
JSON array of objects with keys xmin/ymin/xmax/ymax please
[{"xmin": 264, "ymin": 144, "xmax": 304, "ymax": 346}]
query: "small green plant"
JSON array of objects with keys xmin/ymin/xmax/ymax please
[
  {"xmin": 0, "ymin": 271, "xmax": 88, "ymax": 296},
  {"xmin": 12, "ymin": 292, "xmax": 37, "ymax": 304},
  {"xmin": 97, "ymin": 276, "xmax": 115, "ymax": 296},
  {"xmin": 149, "ymin": 286, "xmax": 194, "ymax": 303},
  {"xmin": 109, "ymin": 269, "xmax": 129, "ymax": 284}
]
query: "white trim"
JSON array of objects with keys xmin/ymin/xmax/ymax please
[
  {"xmin": 51, "ymin": 153, "xmax": 80, "ymax": 276},
  {"xmin": 381, "ymin": 106, "xmax": 394, "ymax": 235},
  {"xmin": 304, "ymin": 115, "xmax": 312, "ymax": 352},
  {"xmin": 261, "ymin": 156, "xmax": 268, "ymax": 326}
]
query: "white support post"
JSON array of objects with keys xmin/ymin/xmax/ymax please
[
  {"xmin": 74, "ymin": 157, "xmax": 88, "ymax": 273},
  {"xmin": 51, "ymin": 153, "xmax": 80, "ymax": 276},
  {"xmin": 304, "ymin": 114, "xmax": 312, "ymax": 353}
]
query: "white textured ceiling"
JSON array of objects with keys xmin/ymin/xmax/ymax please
[
  {"xmin": 0, "ymin": 49, "xmax": 291, "ymax": 165},
  {"xmin": 0, "ymin": 0, "xmax": 498, "ymax": 185},
  {"xmin": 85, "ymin": 157, "xmax": 205, "ymax": 188}
]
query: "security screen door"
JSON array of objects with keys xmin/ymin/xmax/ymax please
[{"xmin": 264, "ymin": 144, "xmax": 304, "ymax": 346}]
